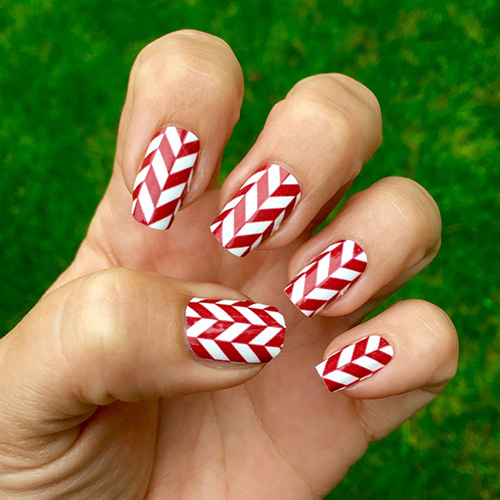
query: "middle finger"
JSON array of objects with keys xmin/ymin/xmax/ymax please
[{"xmin": 210, "ymin": 73, "xmax": 382, "ymax": 257}]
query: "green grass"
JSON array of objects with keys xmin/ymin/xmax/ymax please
[{"xmin": 1, "ymin": 0, "xmax": 499, "ymax": 498}]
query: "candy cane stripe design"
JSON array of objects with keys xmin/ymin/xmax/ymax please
[
  {"xmin": 315, "ymin": 335, "xmax": 394, "ymax": 392},
  {"xmin": 132, "ymin": 126, "xmax": 200, "ymax": 230},
  {"xmin": 185, "ymin": 298, "xmax": 286, "ymax": 364},
  {"xmin": 210, "ymin": 164, "xmax": 301, "ymax": 257},
  {"xmin": 285, "ymin": 239, "xmax": 367, "ymax": 317}
]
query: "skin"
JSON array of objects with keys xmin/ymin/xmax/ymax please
[{"xmin": 0, "ymin": 31, "xmax": 458, "ymax": 499}]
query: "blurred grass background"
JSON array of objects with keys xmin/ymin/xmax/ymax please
[{"xmin": 1, "ymin": 0, "xmax": 499, "ymax": 498}]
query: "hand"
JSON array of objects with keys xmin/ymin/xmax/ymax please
[{"xmin": 0, "ymin": 30, "xmax": 458, "ymax": 499}]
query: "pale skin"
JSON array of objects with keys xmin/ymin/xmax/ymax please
[{"xmin": 0, "ymin": 30, "xmax": 458, "ymax": 499}]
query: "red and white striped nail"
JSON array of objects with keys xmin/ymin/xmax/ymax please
[
  {"xmin": 284, "ymin": 239, "xmax": 367, "ymax": 317},
  {"xmin": 316, "ymin": 335, "xmax": 393, "ymax": 392},
  {"xmin": 210, "ymin": 164, "xmax": 301, "ymax": 257},
  {"xmin": 185, "ymin": 298, "xmax": 286, "ymax": 363},
  {"xmin": 132, "ymin": 126, "xmax": 200, "ymax": 230}
]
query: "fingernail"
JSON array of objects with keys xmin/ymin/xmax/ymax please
[
  {"xmin": 315, "ymin": 335, "xmax": 393, "ymax": 392},
  {"xmin": 132, "ymin": 126, "xmax": 200, "ymax": 230},
  {"xmin": 284, "ymin": 239, "xmax": 367, "ymax": 317},
  {"xmin": 185, "ymin": 298, "xmax": 286, "ymax": 364},
  {"xmin": 210, "ymin": 164, "xmax": 301, "ymax": 257}
]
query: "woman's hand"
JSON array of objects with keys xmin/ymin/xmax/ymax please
[{"xmin": 0, "ymin": 31, "xmax": 458, "ymax": 499}]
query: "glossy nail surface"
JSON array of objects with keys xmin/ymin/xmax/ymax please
[
  {"xmin": 316, "ymin": 335, "xmax": 393, "ymax": 392},
  {"xmin": 285, "ymin": 239, "xmax": 367, "ymax": 317},
  {"xmin": 132, "ymin": 126, "xmax": 200, "ymax": 230},
  {"xmin": 185, "ymin": 298, "xmax": 286, "ymax": 363},
  {"xmin": 210, "ymin": 164, "xmax": 301, "ymax": 257}
]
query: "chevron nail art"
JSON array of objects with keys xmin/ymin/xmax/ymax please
[
  {"xmin": 132, "ymin": 126, "xmax": 200, "ymax": 230},
  {"xmin": 210, "ymin": 164, "xmax": 301, "ymax": 257},
  {"xmin": 316, "ymin": 335, "xmax": 393, "ymax": 392},
  {"xmin": 185, "ymin": 298, "xmax": 286, "ymax": 364},
  {"xmin": 285, "ymin": 239, "xmax": 367, "ymax": 317}
]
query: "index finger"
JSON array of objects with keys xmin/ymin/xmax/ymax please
[{"xmin": 117, "ymin": 30, "xmax": 244, "ymax": 230}]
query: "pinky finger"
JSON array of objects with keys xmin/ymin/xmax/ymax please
[{"xmin": 316, "ymin": 300, "xmax": 458, "ymax": 438}]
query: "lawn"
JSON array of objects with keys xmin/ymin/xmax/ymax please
[{"xmin": 1, "ymin": 0, "xmax": 499, "ymax": 498}]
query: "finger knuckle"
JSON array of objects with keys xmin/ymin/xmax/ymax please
[
  {"xmin": 370, "ymin": 177, "xmax": 442, "ymax": 250},
  {"xmin": 280, "ymin": 92, "xmax": 358, "ymax": 158},
  {"xmin": 133, "ymin": 30, "xmax": 243, "ymax": 101},
  {"xmin": 284, "ymin": 74, "xmax": 381, "ymax": 162},
  {"xmin": 404, "ymin": 300, "xmax": 459, "ymax": 377},
  {"xmin": 76, "ymin": 268, "xmax": 137, "ymax": 362}
]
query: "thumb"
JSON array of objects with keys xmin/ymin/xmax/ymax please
[{"xmin": 0, "ymin": 268, "xmax": 285, "ymax": 437}]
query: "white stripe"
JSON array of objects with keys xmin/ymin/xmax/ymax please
[
  {"xmin": 330, "ymin": 267, "xmax": 361, "ymax": 281},
  {"xmin": 145, "ymin": 134, "xmax": 164, "ymax": 156},
  {"xmin": 185, "ymin": 305, "xmax": 200, "ymax": 317},
  {"xmin": 249, "ymin": 234, "xmax": 264, "ymax": 252},
  {"xmin": 236, "ymin": 220, "xmax": 272, "ymax": 236},
  {"xmin": 365, "ymin": 335, "xmax": 381, "ymax": 353},
  {"xmin": 221, "ymin": 194, "xmax": 244, "ymax": 212},
  {"xmin": 304, "ymin": 287, "xmax": 338, "ymax": 301},
  {"xmin": 234, "ymin": 306, "xmax": 266, "ymax": 325},
  {"xmin": 198, "ymin": 338, "xmax": 230, "ymax": 361},
  {"xmin": 266, "ymin": 346, "xmax": 282, "ymax": 359},
  {"xmin": 245, "ymin": 184, "xmax": 259, "ymax": 219},
  {"xmin": 267, "ymin": 164, "xmax": 281, "ymax": 194},
  {"xmin": 157, "ymin": 183, "xmax": 186, "ymax": 207},
  {"xmin": 170, "ymin": 152, "xmax": 198, "ymax": 174},
  {"xmin": 357, "ymin": 251, "xmax": 368, "ymax": 263},
  {"xmin": 294, "ymin": 260, "xmax": 317, "ymax": 277},
  {"xmin": 151, "ymin": 150, "xmax": 168, "ymax": 188},
  {"xmin": 265, "ymin": 308, "xmax": 286, "ymax": 327},
  {"xmin": 148, "ymin": 216, "xmax": 173, "ymax": 230},
  {"xmin": 226, "ymin": 246, "xmax": 249, "ymax": 257},
  {"xmin": 210, "ymin": 220, "xmax": 222, "ymax": 233},
  {"xmin": 186, "ymin": 318, "xmax": 217, "ymax": 338},
  {"xmin": 326, "ymin": 370, "xmax": 358, "ymax": 386},
  {"xmin": 341, "ymin": 239, "xmax": 355, "ymax": 265},
  {"xmin": 133, "ymin": 165, "xmax": 150, "ymax": 189},
  {"xmin": 165, "ymin": 126, "xmax": 182, "ymax": 155},
  {"xmin": 353, "ymin": 355, "xmax": 384, "ymax": 372},
  {"xmin": 259, "ymin": 195, "xmax": 295, "ymax": 210},
  {"xmin": 290, "ymin": 274, "xmax": 306, "ymax": 304},
  {"xmin": 271, "ymin": 209, "xmax": 286, "ymax": 234},
  {"xmin": 337, "ymin": 344, "xmax": 355, "ymax": 368},
  {"xmin": 221, "ymin": 210, "xmax": 235, "ymax": 246},
  {"xmin": 316, "ymin": 254, "xmax": 331, "ymax": 283},
  {"xmin": 242, "ymin": 169, "xmax": 266, "ymax": 188},
  {"xmin": 137, "ymin": 184, "xmax": 155, "ymax": 223},
  {"xmin": 282, "ymin": 171, "xmax": 299, "ymax": 185},
  {"xmin": 324, "ymin": 243, "xmax": 342, "ymax": 256},
  {"xmin": 381, "ymin": 345, "xmax": 394, "ymax": 357},
  {"xmin": 250, "ymin": 326, "xmax": 281, "ymax": 345},
  {"xmin": 233, "ymin": 343, "xmax": 261, "ymax": 363},
  {"xmin": 216, "ymin": 322, "xmax": 249, "ymax": 342},
  {"xmin": 315, "ymin": 359, "xmax": 328, "ymax": 376},
  {"xmin": 202, "ymin": 302, "xmax": 234, "ymax": 322},
  {"xmin": 184, "ymin": 131, "xmax": 199, "ymax": 143}
]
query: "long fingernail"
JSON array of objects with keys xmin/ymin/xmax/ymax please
[
  {"xmin": 132, "ymin": 126, "xmax": 200, "ymax": 230},
  {"xmin": 284, "ymin": 239, "xmax": 367, "ymax": 317},
  {"xmin": 210, "ymin": 164, "xmax": 301, "ymax": 257},
  {"xmin": 315, "ymin": 335, "xmax": 393, "ymax": 392},
  {"xmin": 185, "ymin": 298, "xmax": 286, "ymax": 363}
]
